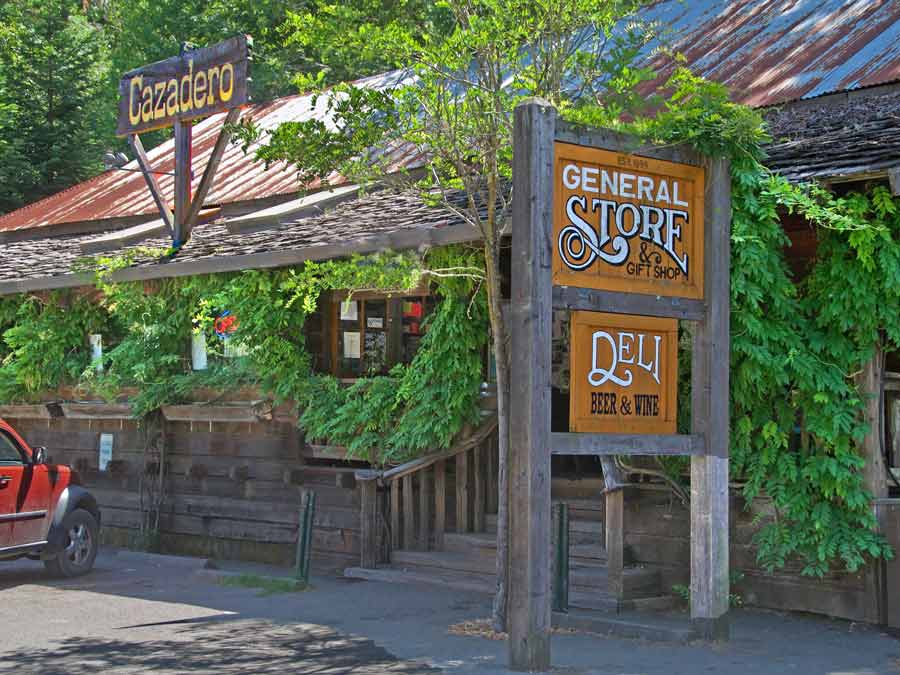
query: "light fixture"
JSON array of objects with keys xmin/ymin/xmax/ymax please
[{"xmin": 102, "ymin": 150, "xmax": 174, "ymax": 176}]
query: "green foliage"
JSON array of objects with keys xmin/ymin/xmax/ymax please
[
  {"xmin": 637, "ymin": 70, "xmax": 894, "ymax": 576},
  {"xmin": 0, "ymin": 0, "xmax": 894, "ymax": 580},
  {"xmin": 250, "ymin": 0, "xmax": 648, "ymax": 194},
  {"xmin": 102, "ymin": 0, "xmax": 301, "ymax": 104},
  {"xmin": 0, "ymin": 0, "xmax": 111, "ymax": 213},
  {"xmin": 281, "ymin": 0, "xmax": 454, "ymax": 90},
  {"xmin": 299, "ymin": 282, "xmax": 488, "ymax": 465},
  {"xmin": 248, "ymin": 3, "xmax": 897, "ymax": 576},
  {"xmin": 0, "ymin": 292, "xmax": 111, "ymax": 401},
  {"xmin": 0, "ymin": 0, "xmax": 448, "ymax": 214},
  {"xmin": 5, "ymin": 246, "xmax": 484, "ymax": 466}
]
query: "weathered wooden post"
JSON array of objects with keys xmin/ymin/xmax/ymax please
[
  {"xmin": 509, "ymin": 98, "xmax": 556, "ymax": 671},
  {"xmin": 690, "ymin": 157, "xmax": 731, "ymax": 639},
  {"xmin": 357, "ymin": 470, "xmax": 379, "ymax": 569},
  {"xmin": 173, "ymin": 120, "xmax": 193, "ymax": 245}
]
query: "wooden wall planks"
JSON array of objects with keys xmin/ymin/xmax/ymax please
[{"xmin": 5, "ymin": 412, "xmax": 362, "ymax": 566}]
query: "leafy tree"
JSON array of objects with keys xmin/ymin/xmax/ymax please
[
  {"xmin": 101, "ymin": 0, "xmax": 300, "ymax": 103},
  {"xmin": 0, "ymin": 0, "xmax": 445, "ymax": 212},
  {"xmin": 240, "ymin": 0, "xmax": 649, "ymax": 632},
  {"xmin": 281, "ymin": 0, "xmax": 453, "ymax": 89},
  {"xmin": 0, "ymin": 0, "xmax": 112, "ymax": 212}
]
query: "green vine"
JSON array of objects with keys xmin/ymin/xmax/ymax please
[
  {"xmin": 0, "ymin": 291, "xmax": 111, "ymax": 401},
  {"xmin": 76, "ymin": 245, "xmax": 488, "ymax": 466},
  {"xmin": 641, "ymin": 70, "xmax": 894, "ymax": 575}
]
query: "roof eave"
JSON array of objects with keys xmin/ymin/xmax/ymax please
[{"xmin": 0, "ymin": 221, "xmax": 482, "ymax": 297}]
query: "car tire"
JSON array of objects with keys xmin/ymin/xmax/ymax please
[{"xmin": 43, "ymin": 509, "xmax": 99, "ymax": 578}]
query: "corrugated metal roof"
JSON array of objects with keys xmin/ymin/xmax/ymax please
[
  {"xmin": 639, "ymin": 0, "xmax": 900, "ymax": 107},
  {"xmin": 0, "ymin": 71, "xmax": 421, "ymax": 233},
  {"xmin": 1, "ymin": 0, "xmax": 898, "ymax": 233}
]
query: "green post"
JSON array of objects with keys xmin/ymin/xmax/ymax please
[
  {"xmin": 552, "ymin": 502, "xmax": 569, "ymax": 613},
  {"xmin": 295, "ymin": 490, "xmax": 316, "ymax": 583}
]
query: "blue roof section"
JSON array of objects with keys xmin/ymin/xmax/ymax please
[{"xmin": 634, "ymin": 0, "xmax": 900, "ymax": 106}]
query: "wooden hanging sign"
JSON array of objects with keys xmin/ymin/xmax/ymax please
[
  {"xmin": 568, "ymin": 310, "xmax": 678, "ymax": 435},
  {"xmin": 117, "ymin": 34, "xmax": 250, "ymax": 136},
  {"xmin": 553, "ymin": 142, "xmax": 705, "ymax": 300}
]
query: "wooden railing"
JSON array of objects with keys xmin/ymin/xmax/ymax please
[{"xmin": 356, "ymin": 414, "xmax": 499, "ymax": 567}]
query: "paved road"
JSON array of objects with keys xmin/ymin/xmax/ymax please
[
  {"xmin": 0, "ymin": 549, "xmax": 898, "ymax": 674},
  {"xmin": 0, "ymin": 551, "xmax": 435, "ymax": 674}
]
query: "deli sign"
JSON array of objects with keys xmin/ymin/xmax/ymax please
[
  {"xmin": 117, "ymin": 35, "xmax": 250, "ymax": 136},
  {"xmin": 553, "ymin": 142, "xmax": 705, "ymax": 300},
  {"xmin": 569, "ymin": 311, "xmax": 677, "ymax": 435}
]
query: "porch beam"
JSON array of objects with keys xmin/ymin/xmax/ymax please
[
  {"xmin": 551, "ymin": 432, "xmax": 702, "ymax": 456},
  {"xmin": 186, "ymin": 108, "xmax": 241, "ymax": 229},
  {"xmin": 552, "ymin": 286, "xmax": 705, "ymax": 321},
  {"xmin": 128, "ymin": 134, "xmax": 174, "ymax": 234}
]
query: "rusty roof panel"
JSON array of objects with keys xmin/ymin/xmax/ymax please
[
  {"xmin": 1, "ymin": 1, "xmax": 898, "ymax": 233},
  {"xmin": 639, "ymin": 0, "xmax": 900, "ymax": 107},
  {"xmin": 0, "ymin": 71, "xmax": 420, "ymax": 233}
]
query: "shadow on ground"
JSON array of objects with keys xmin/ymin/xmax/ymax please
[
  {"xmin": 0, "ymin": 554, "xmax": 438, "ymax": 675},
  {"xmin": 0, "ymin": 617, "xmax": 435, "ymax": 674}
]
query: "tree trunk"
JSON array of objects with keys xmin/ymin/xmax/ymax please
[{"xmin": 485, "ymin": 244, "xmax": 511, "ymax": 633}]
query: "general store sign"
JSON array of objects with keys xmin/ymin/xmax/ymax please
[
  {"xmin": 117, "ymin": 35, "xmax": 250, "ymax": 136},
  {"xmin": 553, "ymin": 142, "xmax": 705, "ymax": 300},
  {"xmin": 569, "ymin": 311, "xmax": 677, "ymax": 435}
]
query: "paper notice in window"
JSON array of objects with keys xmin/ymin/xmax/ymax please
[
  {"xmin": 340, "ymin": 300, "xmax": 358, "ymax": 321},
  {"xmin": 99, "ymin": 433, "xmax": 113, "ymax": 472},
  {"xmin": 343, "ymin": 331, "xmax": 361, "ymax": 359}
]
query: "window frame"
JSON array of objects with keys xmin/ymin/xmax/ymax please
[
  {"xmin": 0, "ymin": 429, "xmax": 27, "ymax": 465},
  {"xmin": 326, "ymin": 288, "xmax": 432, "ymax": 380}
]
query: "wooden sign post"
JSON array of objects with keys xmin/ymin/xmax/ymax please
[
  {"xmin": 509, "ymin": 99, "xmax": 731, "ymax": 671},
  {"xmin": 116, "ymin": 35, "xmax": 251, "ymax": 247}
]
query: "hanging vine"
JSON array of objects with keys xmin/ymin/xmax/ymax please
[{"xmin": 640, "ymin": 70, "xmax": 894, "ymax": 576}]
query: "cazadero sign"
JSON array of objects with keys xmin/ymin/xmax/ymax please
[
  {"xmin": 117, "ymin": 35, "xmax": 250, "ymax": 136},
  {"xmin": 553, "ymin": 142, "xmax": 705, "ymax": 300}
]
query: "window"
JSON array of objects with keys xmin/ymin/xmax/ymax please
[
  {"xmin": 0, "ymin": 432, "xmax": 24, "ymax": 464},
  {"xmin": 329, "ymin": 293, "xmax": 435, "ymax": 379}
]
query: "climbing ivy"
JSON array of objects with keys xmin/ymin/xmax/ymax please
[
  {"xmin": 0, "ymin": 291, "xmax": 111, "ymax": 401},
  {"xmin": 639, "ymin": 71, "xmax": 894, "ymax": 576},
  {"xmin": 76, "ymin": 245, "xmax": 487, "ymax": 464}
]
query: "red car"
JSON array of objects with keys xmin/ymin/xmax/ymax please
[{"xmin": 0, "ymin": 418, "xmax": 101, "ymax": 576}]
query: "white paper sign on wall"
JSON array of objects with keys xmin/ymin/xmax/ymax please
[{"xmin": 99, "ymin": 433, "xmax": 114, "ymax": 471}]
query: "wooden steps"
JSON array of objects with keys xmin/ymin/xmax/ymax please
[
  {"xmin": 346, "ymin": 504, "xmax": 671, "ymax": 612},
  {"xmin": 345, "ymin": 564, "xmax": 496, "ymax": 594}
]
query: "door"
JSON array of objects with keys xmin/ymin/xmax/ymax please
[
  {"xmin": 0, "ymin": 430, "xmax": 26, "ymax": 548},
  {"xmin": 0, "ymin": 430, "xmax": 50, "ymax": 549}
]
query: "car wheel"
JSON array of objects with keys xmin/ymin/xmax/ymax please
[{"xmin": 44, "ymin": 509, "xmax": 99, "ymax": 577}]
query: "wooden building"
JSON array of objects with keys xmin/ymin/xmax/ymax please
[{"xmin": 0, "ymin": 0, "xmax": 898, "ymax": 630}]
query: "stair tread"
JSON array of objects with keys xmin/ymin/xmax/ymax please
[
  {"xmin": 571, "ymin": 544, "xmax": 607, "ymax": 558},
  {"xmin": 556, "ymin": 498, "xmax": 603, "ymax": 511},
  {"xmin": 345, "ymin": 566, "xmax": 495, "ymax": 595},
  {"xmin": 392, "ymin": 549, "xmax": 496, "ymax": 575},
  {"xmin": 443, "ymin": 532, "xmax": 496, "ymax": 547}
]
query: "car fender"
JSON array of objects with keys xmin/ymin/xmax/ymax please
[{"xmin": 45, "ymin": 486, "xmax": 101, "ymax": 555}]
